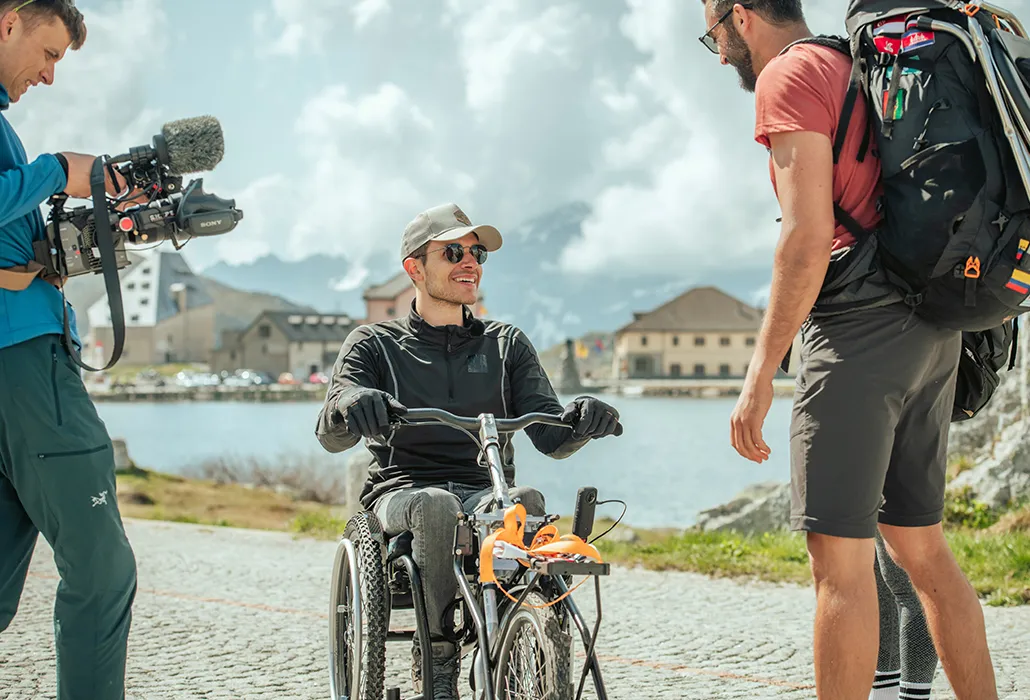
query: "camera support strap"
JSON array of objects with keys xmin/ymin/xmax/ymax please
[{"xmin": 59, "ymin": 156, "xmax": 126, "ymax": 372}]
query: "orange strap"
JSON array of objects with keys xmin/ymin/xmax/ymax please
[{"xmin": 478, "ymin": 503, "xmax": 603, "ymax": 586}]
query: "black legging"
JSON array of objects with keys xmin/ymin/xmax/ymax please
[{"xmin": 874, "ymin": 530, "xmax": 939, "ymax": 695}]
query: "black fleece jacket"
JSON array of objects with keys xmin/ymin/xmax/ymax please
[{"xmin": 315, "ymin": 302, "xmax": 590, "ymax": 509}]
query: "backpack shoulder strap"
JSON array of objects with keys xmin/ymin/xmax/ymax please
[{"xmin": 776, "ymin": 35, "xmax": 863, "ymax": 164}]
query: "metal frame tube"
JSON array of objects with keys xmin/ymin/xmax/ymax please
[
  {"xmin": 397, "ymin": 555, "xmax": 431, "ymax": 700},
  {"xmin": 966, "ymin": 15, "xmax": 1030, "ymax": 199},
  {"xmin": 978, "ymin": 2, "xmax": 1028, "ymax": 38},
  {"xmin": 454, "ymin": 559, "xmax": 495, "ymax": 700},
  {"xmin": 555, "ymin": 575, "xmax": 607, "ymax": 700}
]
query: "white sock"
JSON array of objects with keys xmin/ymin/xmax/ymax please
[
  {"xmin": 870, "ymin": 670, "xmax": 901, "ymax": 700},
  {"xmin": 899, "ymin": 681, "xmax": 933, "ymax": 699}
]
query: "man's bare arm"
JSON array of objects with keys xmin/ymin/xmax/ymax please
[{"xmin": 751, "ymin": 130, "xmax": 836, "ymax": 381}]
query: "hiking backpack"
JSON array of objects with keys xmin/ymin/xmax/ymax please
[
  {"xmin": 782, "ymin": 2, "xmax": 1030, "ymax": 412},
  {"xmin": 953, "ymin": 319, "xmax": 1014, "ymax": 421},
  {"xmin": 800, "ymin": 1, "xmax": 1030, "ymax": 334}
]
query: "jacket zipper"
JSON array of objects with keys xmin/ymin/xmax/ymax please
[
  {"xmin": 445, "ymin": 327, "xmax": 454, "ymax": 401},
  {"xmin": 51, "ymin": 344, "xmax": 63, "ymax": 426},
  {"xmin": 38, "ymin": 444, "xmax": 108, "ymax": 460}
]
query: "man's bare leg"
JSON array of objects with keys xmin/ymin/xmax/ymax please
[
  {"xmin": 807, "ymin": 532, "xmax": 878, "ymax": 699},
  {"xmin": 879, "ymin": 523, "xmax": 997, "ymax": 700}
]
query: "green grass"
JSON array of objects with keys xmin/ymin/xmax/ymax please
[
  {"xmin": 290, "ymin": 510, "xmax": 348, "ymax": 539},
  {"xmin": 590, "ymin": 495, "xmax": 1030, "ymax": 607},
  {"xmin": 597, "ymin": 529, "xmax": 811, "ymax": 584},
  {"xmin": 117, "ymin": 465, "xmax": 1030, "ymax": 606}
]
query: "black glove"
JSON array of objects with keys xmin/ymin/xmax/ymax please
[
  {"xmin": 337, "ymin": 388, "xmax": 407, "ymax": 438},
  {"xmin": 560, "ymin": 396, "xmax": 623, "ymax": 438}
]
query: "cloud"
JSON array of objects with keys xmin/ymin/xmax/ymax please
[
  {"xmin": 226, "ymin": 82, "xmax": 474, "ymax": 264},
  {"xmin": 259, "ymin": 0, "xmax": 391, "ymax": 56},
  {"xmin": 557, "ymin": 0, "xmax": 870, "ymax": 277}
]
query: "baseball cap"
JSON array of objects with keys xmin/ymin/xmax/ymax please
[{"xmin": 400, "ymin": 203, "xmax": 503, "ymax": 261}]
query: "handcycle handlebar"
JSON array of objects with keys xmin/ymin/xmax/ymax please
[{"xmin": 394, "ymin": 407, "xmax": 623, "ymax": 436}]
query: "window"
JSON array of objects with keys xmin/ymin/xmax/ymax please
[
  {"xmin": 387, "ymin": 306, "xmax": 395, "ymax": 316},
  {"xmin": 140, "ymin": 298, "xmax": 149, "ymax": 306},
  {"xmin": 130, "ymin": 314, "xmax": 140, "ymax": 323},
  {"xmin": 262, "ymin": 344, "xmax": 268, "ymax": 355},
  {"xmin": 141, "ymin": 282, "xmax": 150, "ymax": 290},
  {"xmin": 672, "ymin": 336, "xmax": 679, "ymax": 346},
  {"xmin": 720, "ymin": 337, "xmax": 730, "ymax": 347},
  {"xmin": 693, "ymin": 364, "xmax": 706, "ymax": 376},
  {"xmin": 141, "ymin": 267, "xmax": 151, "ymax": 275},
  {"xmin": 719, "ymin": 364, "xmax": 731, "ymax": 376},
  {"xmin": 744, "ymin": 363, "xmax": 749, "ymax": 375},
  {"xmin": 694, "ymin": 336, "xmax": 705, "ymax": 347},
  {"xmin": 670, "ymin": 363, "xmax": 681, "ymax": 377},
  {"xmin": 126, "ymin": 282, "xmax": 135, "ymax": 290},
  {"xmin": 641, "ymin": 335, "xmax": 648, "ymax": 347},
  {"xmin": 258, "ymin": 324, "xmax": 271, "ymax": 338},
  {"xmin": 633, "ymin": 357, "xmax": 649, "ymax": 373},
  {"xmin": 230, "ymin": 351, "xmax": 237, "ymax": 361},
  {"xmin": 746, "ymin": 336, "xmax": 756, "ymax": 347}
]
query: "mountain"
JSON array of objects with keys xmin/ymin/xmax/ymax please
[{"xmin": 198, "ymin": 202, "xmax": 774, "ymax": 348}]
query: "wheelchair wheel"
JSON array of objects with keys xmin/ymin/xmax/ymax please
[
  {"xmin": 329, "ymin": 511, "xmax": 388, "ymax": 700},
  {"xmin": 493, "ymin": 590, "xmax": 573, "ymax": 700}
]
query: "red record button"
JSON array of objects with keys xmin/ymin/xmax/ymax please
[{"xmin": 118, "ymin": 217, "xmax": 134, "ymax": 232}]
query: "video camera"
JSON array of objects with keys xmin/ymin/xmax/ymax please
[
  {"xmin": 33, "ymin": 116, "xmax": 243, "ymax": 279},
  {"xmin": 36, "ymin": 116, "xmax": 244, "ymax": 373}
]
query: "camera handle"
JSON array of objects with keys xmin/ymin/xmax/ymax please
[{"xmin": 58, "ymin": 155, "xmax": 128, "ymax": 372}]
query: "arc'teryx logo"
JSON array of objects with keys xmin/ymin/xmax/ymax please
[{"xmin": 91, "ymin": 490, "xmax": 108, "ymax": 508}]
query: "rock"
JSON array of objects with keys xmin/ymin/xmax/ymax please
[
  {"xmin": 695, "ymin": 482, "xmax": 792, "ymax": 535},
  {"xmin": 948, "ymin": 342, "xmax": 1029, "ymax": 460},
  {"xmin": 951, "ymin": 415, "xmax": 1030, "ymax": 509},
  {"xmin": 343, "ymin": 446, "xmax": 375, "ymax": 517},
  {"xmin": 111, "ymin": 438, "xmax": 133, "ymax": 470},
  {"xmin": 601, "ymin": 527, "xmax": 639, "ymax": 544},
  {"xmin": 273, "ymin": 484, "xmax": 303, "ymax": 500},
  {"xmin": 121, "ymin": 491, "xmax": 155, "ymax": 506}
]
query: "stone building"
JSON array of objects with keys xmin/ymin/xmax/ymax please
[
  {"xmin": 612, "ymin": 286, "xmax": 798, "ymax": 379},
  {"xmin": 210, "ymin": 311, "xmax": 356, "ymax": 378}
]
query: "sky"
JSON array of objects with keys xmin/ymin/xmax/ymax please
[{"xmin": 12, "ymin": 0, "xmax": 1030, "ymax": 288}]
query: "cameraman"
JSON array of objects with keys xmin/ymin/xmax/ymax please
[{"xmin": 0, "ymin": 2, "xmax": 140, "ymax": 699}]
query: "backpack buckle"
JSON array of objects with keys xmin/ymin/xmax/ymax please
[
  {"xmin": 964, "ymin": 256, "xmax": 981, "ymax": 278},
  {"xmin": 962, "ymin": 3, "xmax": 981, "ymax": 17}
]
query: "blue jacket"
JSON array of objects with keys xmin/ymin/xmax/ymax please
[{"xmin": 0, "ymin": 83, "xmax": 80, "ymax": 351}]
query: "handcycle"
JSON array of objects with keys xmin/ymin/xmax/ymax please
[{"xmin": 328, "ymin": 407, "xmax": 623, "ymax": 700}]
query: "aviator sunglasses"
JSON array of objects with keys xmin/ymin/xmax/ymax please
[{"xmin": 423, "ymin": 242, "xmax": 489, "ymax": 265}]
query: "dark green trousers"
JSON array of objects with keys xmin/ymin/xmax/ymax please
[{"xmin": 0, "ymin": 334, "xmax": 137, "ymax": 700}]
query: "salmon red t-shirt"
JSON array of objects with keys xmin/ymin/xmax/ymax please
[{"xmin": 754, "ymin": 43, "xmax": 883, "ymax": 249}]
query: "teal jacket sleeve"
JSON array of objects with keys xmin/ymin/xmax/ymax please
[{"xmin": 0, "ymin": 154, "xmax": 66, "ymax": 229}]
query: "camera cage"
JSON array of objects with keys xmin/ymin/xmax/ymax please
[{"xmin": 38, "ymin": 145, "xmax": 242, "ymax": 373}]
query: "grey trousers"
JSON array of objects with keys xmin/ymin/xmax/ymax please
[{"xmin": 372, "ymin": 482, "xmax": 545, "ymax": 639}]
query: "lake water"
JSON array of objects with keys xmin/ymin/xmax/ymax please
[{"xmin": 95, "ymin": 395, "xmax": 795, "ymax": 529}]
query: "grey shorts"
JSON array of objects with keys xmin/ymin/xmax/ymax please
[{"xmin": 789, "ymin": 302, "xmax": 961, "ymax": 539}]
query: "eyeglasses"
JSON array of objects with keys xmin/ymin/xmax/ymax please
[
  {"xmin": 699, "ymin": 3, "xmax": 751, "ymax": 54},
  {"xmin": 423, "ymin": 243, "xmax": 488, "ymax": 265}
]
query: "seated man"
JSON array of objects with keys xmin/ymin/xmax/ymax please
[{"xmin": 315, "ymin": 202, "xmax": 621, "ymax": 699}]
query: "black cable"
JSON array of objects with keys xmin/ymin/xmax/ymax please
[{"xmin": 588, "ymin": 498, "xmax": 627, "ymax": 545}]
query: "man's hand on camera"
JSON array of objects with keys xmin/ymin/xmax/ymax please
[
  {"xmin": 561, "ymin": 396, "xmax": 622, "ymax": 439},
  {"xmin": 337, "ymin": 388, "xmax": 407, "ymax": 438},
  {"xmin": 59, "ymin": 152, "xmax": 132, "ymax": 199}
]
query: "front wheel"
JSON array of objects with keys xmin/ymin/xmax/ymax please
[{"xmin": 493, "ymin": 590, "xmax": 573, "ymax": 700}]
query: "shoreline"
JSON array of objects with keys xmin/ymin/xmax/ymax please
[
  {"xmin": 114, "ymin": 464, "xmax": 1030, "ymax": 607},
  {"xmin": 87, "ymin": 378, "xmax": 799, "ymax": 402}
]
